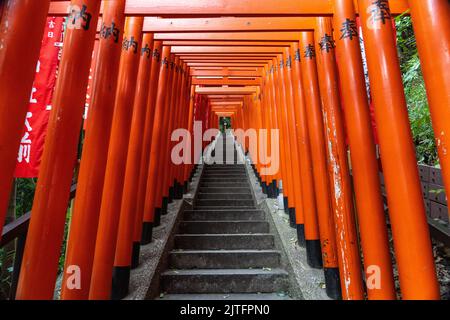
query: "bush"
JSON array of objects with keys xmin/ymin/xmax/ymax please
[{"xmin": 396, "ymin": 15, "xmax": 438, "ymax": 166}]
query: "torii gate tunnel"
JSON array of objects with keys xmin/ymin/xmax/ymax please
[{"xmin": 0, "ymin": 0, "xmax": 448, "ymax": 301}]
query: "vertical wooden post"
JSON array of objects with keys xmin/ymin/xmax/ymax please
[
  {"xmin": 315, "ymin": 17, "xmax": 364, "ymax": 300},
  {"xmin": 142, "ymin": 46, "xmax": 172, "ymax": 244},
  {"xmin": 280, "ymin": 50, "xmax": 307, "ymax": 242},
  {"xmin": 89, "ymin": 17, "xmax": 144, "ymax": 300},
  {"xmin": 183, "ymin": 85, "xmax": 196, "ymax": 183},
  {"xmin": 333, "ymin": 0, "xmax": 395, "ymax": 299},
  {"xmin": 112, "ymin": 33, "xmax": 154, "ymax": 300},
  {"xmin": 358, "ymin": 0, "xmax": 440, "ymax": 299},
  {"xmin": 16, "ymin": 0, "xmax": 102, "ymax": 300},
  {"xmin": 299, "ymin": 32, "xmax": 342, "ymax": 299},
  {"xmin": 289, "ymin": 44, "xmax": 322, "ymax": 268},
  {"xmin": 408, "ymin": 0, "xmax": 450, "ymax": 219},
  {"xmin": 132, "ymin": 40, "xmax": 162, "ymax": 265},
  {"xmin": 0, "ymin": 0, "xmax": 51, "ymax": 237},
  {"xmin": 61, "ymin": 0, "xmax": 126, "ymax": 300}
]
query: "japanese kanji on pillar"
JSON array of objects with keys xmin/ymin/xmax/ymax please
[{"xmin": 14, "ymin": 17, "xmax": 65, "ymax": 178}]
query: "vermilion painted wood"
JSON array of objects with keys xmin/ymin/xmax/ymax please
[
  {"xmin": 61, "ymin": 0, "xmax": 127, "ymax": 300},
  {"xmin": 114, "ymin": 33, "xmax": 154, "ymax": 270},
  {"xmin": 196, "ymin": 87, "xmax": 257, "ymax": 95},
  {"xmin": 164, "ymin": 41, "xmax": 293, "ymax": 47},
  {"xmin": 16, "ymin": 0, "xmax": 102, "ymax": 300},
  {"xmin": 171, "ymin": 47, "xmax": 285, "ymax": 54},
  {"xmin": 315, "ymin": 17, "xmax": 364, "ymax": 300},
  {"xmin": 143, "ymin": 46, "xmax": 172, "ymax": 228},
  {"xmin": 156, "ymin": 32, "xmax": 301, "ymax": 41},
  {"xmin": 298, "ymin": 32, "xmax": 339, "ymax": 271},
  {"xmin": 89, "ymin": 17, "xmax": 144, "ymax": 300},
  {"xmin": 190, "ymin": 70, "xmax": 260, "ymax": 77},
  {"xmin": 133, "ymin": 41, "xmax": 162, "ymax": 246},
  {"xmin": 182, "ymin": 56, "xmax": 276, "ymax": 61},
  {"xmin": 0, "ymin": 0, "xmax": 51, "ymax": 241},
  {"xmin": 187, "ymin": 64, "xmax": 268, "ymax": 68},
  {"xmin": 333, "ymin": 0, "xmax": 395, "ymax": 300},
  {"xmin": 48, "ymin": 0, "xmax": 409, "ymax": 16},
  {"xmin": 142, "ymin": 17, "xmax": 315, "ymax": 32},
  {"xmin": 358, "ymin": 0, "xmax": 440, "ymax": 299}
]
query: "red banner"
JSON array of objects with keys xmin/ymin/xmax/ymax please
[{"xmin": 14, "ymin": 17, "xmax": 65, "ymax": 178}]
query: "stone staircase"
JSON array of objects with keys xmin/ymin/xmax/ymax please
[{"xmin": 159, "ymin": 133, "xmax": 290, "ymax": 299}]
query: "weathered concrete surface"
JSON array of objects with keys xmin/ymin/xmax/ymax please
[
  {"xmin": 243, "ymin": 149, "xmax": 331, "ymax": 300},
  {"xmin": 124, "ymin": 165, "xmax": 204, "ymax": 300}
]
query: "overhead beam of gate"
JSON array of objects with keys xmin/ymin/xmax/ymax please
[
  {"xmin": 143, "ymin": 17, "xmax": 315, "ymax": 32},
  {"xmin": 187, "ymin": 63, "xmax": 268, "ymax": 67},
  {"xmin": 192, "ymin": 78, "xmax": 261, "ymax": 86},
  {"xmin": 196, "ymin": 86, "xmax": 257, "ymax": 95},
  {"xmin": 181, "ymin": 56, "xmax": 276, "ymax": 60},
  {"xmin": 190, "ymin": 70, "xmax": 261, "ymax": 77},
  {"xmin": 171, "ymin": 47, "xmax": 285, "ymax": 54},
  {"xmin": 49, "ymin": 1, "xmax": 409, "ymax": 16},
  {"xmin": 164, "ymin": 41, "xmax": 293, "ymax": 47},
  {"xmin": 155, "ymin": 32, "xmax": 301, "ymax": 41}
]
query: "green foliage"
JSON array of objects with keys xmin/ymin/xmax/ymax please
[
  {"xmin": 395, "ymin": 15, "xmax": 438, "ymax": 166},
  {"xmin": 220, "ymin": 117, "xmax": 232, "ymax": 132},
  {"xmin": 0, "ymin": 247, "xmax": 14, "ymax": 300},
  {"xmin": 15, "ymin": 178, "xmax": 37, "ymax": 218}
]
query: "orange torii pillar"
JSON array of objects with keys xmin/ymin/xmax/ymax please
[
  {"xmin": 16, "ymin": 0, "xmax": 102, "ymax": 300},
  {"xmin": 149, "ymin": 53, "xmax": 174, "ymax": 227},
  {"xmin": 358, "ymin": 0, "xmax": 440, "ymax": 299},
  {"xmin": 258, "ymin": 67, "xmax": 268, "ymax": 193},
  {"xmin": 333, "ymin": 0, "xmax": 395, "ymax": 299},
  {"xmin": 183, "ymin": 85, "xmax": 196, "ymax": 186},
  {"xmin": 288, "ymin": 44, "xmax": 322, "ymax": 267},
  {"xmin": 0, "ymin": 0, "xmax": 51, "ymax": 238},
  {"xmin": 172, "ymin": 63, "xmax": 189, "ymax": 199},
  {"xmin": 280, "ymin": 51, "xmax": 307, "ymax": 243},
  {"xmin": 176, "ymin": 65, "xmax": 192, "ymax": 193},
  {"xmin": 277, "ymin": 55, "xmax": 303, "ymax": 235},
  {"xmin": 132, "ymin": 40, "xmax": 162, "ymax": 266},
  {"xmin": 268, "ymin": 61, "xmax": 284, "ymax": 200},
  {"xmin": 61, "ymin": 0, "xmax": 126, "ymax": 300},
  {"xmin": 315, "ymin": 17, "xmax": 364, "ymax": 300},
  {"xmin": 165, "ymin": 59, "xmax": 182, "ymax": 201},
  {"xmin": 299, "ymin": 32, "xmax": 341, "ymax": 300},
  {"xmin": 112, "ymin": 33, "xmax": 154, "ymax": 300},
  {"xmin": 89, "ymin": 17, "xmax": 144, "ymax": 300},
  {"xmin": 264, "ymin": 64, "xmax": 280, "ymax": 198},
  {"xmin": 159, "ymin": 55, "xmax": 180, "ymax": 215},
  {"xmin": 142, "ymin": 45, "xmax": 172, "ymax": 244},
  {"xmin": 408, "ymin": 0, "xmax": 450, "ymax": 218},
  {"xmin": 272, "ymin": 59, "xmax": 295, "ymax": 220},
  {"xmin": 172, "ymin": 62, "xmax": 188, "ymax": 198}
]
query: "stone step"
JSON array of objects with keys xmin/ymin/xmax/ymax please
[
  {"xmin": 184, "ymin": 210, "xmax": 265, "ymax": 221},
  {"xmin": 157, "ymin": 293, "xmax": 291, "ymax": 300},
  {"xmin": 200, "ymin": 182, "xmax": 249, "ymax": 188},
  {"xmin": 194, "ymin": 206, "xmax": 256, "ymax": 210},
  {"xmin": 161, "ymin": 269, "xmax": 289, "ymax": 294},
  {"xmin": 205, "ymin": 165, "xmax": 245, "ymax": 169},
  {"xmin": 203, "ymin": 168, "xmax": 246, "ymax": 172},
  {"xmin": 179, "ymin": 221, "xmax": 269, "ymax": 234},
  {"xmin": 198, "ymin": 187, "xmax": 251, "ymax": 194},
  {"xmin": 174, "ymin": 234, "xmax": 275, "ymax": 250},
  {"xmin": 169, "ymin": 250, "xmax": 281, "ymax": 269},
  {"xmin": 195, "ymin": 199, "xmax": 255, "ymax": 207},
  {"xmin": 197, "ymin": 193, "xmax": 253, "ymax": 200},
  {"xmin": 201, "ymin": 178, "xmax": 248, "ymax": 183},
  {"xmin": 202, "ymin": 174, "xmax": 247, "ymax": 178}
]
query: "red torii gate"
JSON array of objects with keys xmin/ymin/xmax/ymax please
[{"xmin": 0, "ymin": 0, "xmax": 448, "ymax": 301}]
